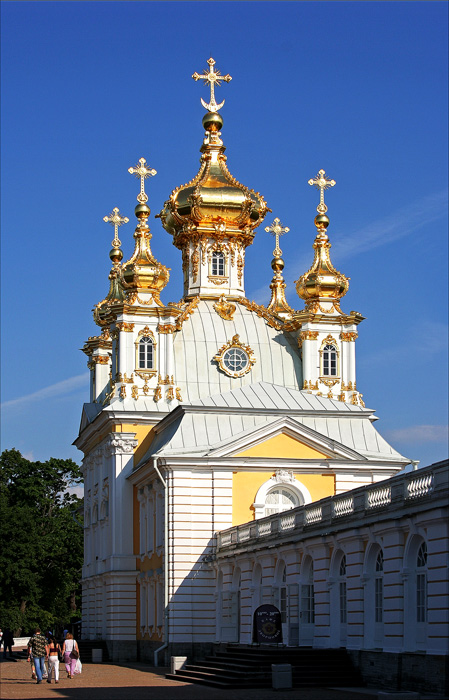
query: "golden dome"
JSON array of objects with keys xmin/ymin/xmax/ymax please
[
  {"xmin": 122, "ymin": 202, "xmax": 169, "ymax": 296},
  {"xmin": 158, "ymin": 113, "xmax": 270, "ymax": 247},
  {"xmin": 295, "ymin": 215, "xmax": 349, "ymax": 302}
]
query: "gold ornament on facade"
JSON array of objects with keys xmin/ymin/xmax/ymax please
[
  {"xmin": 300, "ymin": 331, "xmax": 319, "ymax": 342},
  {"xmin": 175, "ymin": 387, "xmax": 182, "ymax": 401},
  {"xmin": 158, "ymin": 374, "xmax": 174, "ymax": 385},
  {"xmin": 116, "ymin": 322, "xmax": 135, "ymax": 332},
  {"xmin": 119, "ymin": 385, "xmax": 126, "ymax": 399},
  {"xmin": 338, "ymin": 393, "xmax": 346, "ymax": 402},
  {"xmin": 131, "ymin": 385, "xmax": 139, "ymax": 400},
  {"xmin": 303, "ymin": 380, "xmax": 319, "ymax": 391},
  {"xmin": 93, "ymin": 355, "xmax": 110, "ymax": 365},
  {"xmin": 213, "ymin": 334, "xmax": 256, "ymax": 378},
  {"xmin": 321, "ymin": 378, "xmax": 339, "ymax": 388},
  {"xmin": 192, "ymin": 57, "xmax": 232, "ymax": 114},
  {"xmin": 166, "ymin": 386, "xmax": 174, "ymax": 401},
  {"xmin": 213, "ymin": 295, "xmax": 236, "ymax": 320},
  {"xmin": 239, "ymin": 297, "xmax": 283, "ymax": 331},
  {"xmin": 340, "ymin": 332, "xmax": 358, "ymax": 342},
  {"xmin": 154, "ymin": 385, "xmax": 162, "ymax": 402},
  {"xmin": 157, "ymin": 296, "xmax": 200, "ymax": 334}
]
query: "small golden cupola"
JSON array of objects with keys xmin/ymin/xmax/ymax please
[
  {"xmin": 295, "ymin": 170, "xmax": 349, "ymax": 314},
  {"xmin": 265, "ymin": 217, "xmax": 294, "ymax": 319},
  {"xmin": 158, "ymin": 58, "xmax": 270, "ymax": 299},
  {"xmin": 121, "ymin": 158, "xmax": 170, "ymax": 304}
]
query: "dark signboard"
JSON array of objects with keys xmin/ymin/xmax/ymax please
[{"xmin": 253, "ymin": 604, "xmax": 283, "ymax": 644}]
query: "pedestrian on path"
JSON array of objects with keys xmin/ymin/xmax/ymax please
[
  {"xmin": 1, "ymin": 628, "xmax": 14, "ymax": 658},
  {"xmin": 27, "ymin": 628, "xmax": 47, "ymax": 684},
  {"xmin": 61, "ymin": 632, "xmax": 79, "ymax": 679},
  {"xmin": 45, "ymin": 635, "xmax": 61, "ymax": 684}
]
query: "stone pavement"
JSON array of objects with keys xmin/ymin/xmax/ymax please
[{"xmin": 0, "ymin": 657, "xmax": 378, "ymax": 700}]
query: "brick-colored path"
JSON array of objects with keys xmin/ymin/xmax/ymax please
[{"xmin": 0, "ymin": 658, "xmax": 378, "ymax": 700}]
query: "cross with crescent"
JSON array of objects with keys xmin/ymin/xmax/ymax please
[
  {"xmin": 128, "ymin": 157, "xmax": 157, "ymax": 203},
  {"xmin": 103, "ymin": 207, "xmax": 129, "ymax": 248},
  {"xmin": 308, "ymin": 169, "xmax": 336, "ymax": 214},
  {"xmin": 192, "ymin": 58, "xmax": 232, "ymax": 113},
  {"xmin": 265, "ymin": 217, "xmax": 290, "ymax": 257}
]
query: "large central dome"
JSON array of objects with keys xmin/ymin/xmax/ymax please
[{"xmin": 159, "ymin": 111, "xmax": 270, "ymax": 246}]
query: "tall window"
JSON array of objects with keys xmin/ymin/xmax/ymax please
[
  {"xmin": 416, "ymin": 541, "xmax": 427, "ymax": 623},
  {"xmin": 339, "ymin": 555, "xmax": 347, "ymax": 624},
  {"xmin": 265, "ymin": 487, "xmax": 299, "ymax": 516},
  {"xmin": 211, "ymin": 251, "xmax": 225, "ymax": 276},
  {"xmin": 139, "ymin": 336, "xmax": 154, "ymax": 369},
  {"xmin": 375, "ymin": 550, "xmax": 384, "ymax": 623},
  {"xmin": 322, "ymin": 344, "xmax": 338, "ymax": 376},
  {"xmin": 301, "ymin": 562, "xmax": 315, "ymax": 624}
]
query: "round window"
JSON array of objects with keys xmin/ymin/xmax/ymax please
[{"xmin": 223, "ymin": 347, "xmax": 249, "ymax": 374}]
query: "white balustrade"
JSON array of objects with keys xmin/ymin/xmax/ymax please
[
  {"xmin": 280, "ymin": 512, "xmax": 295, "ymax": 531},
  {"xmin": 406, "ymin": 473, "xmax": 434, "ymax": 499},
  {"xmin": 366, "ymin": 485, "xmax": 391, "ymax": 508},
  {"xmin": 305, "ymin": 505, "xmax": 322, "ymax": 524},
  {"xmin": 332, "ymin": 496, "xmax": 354, "ymax": 517}
]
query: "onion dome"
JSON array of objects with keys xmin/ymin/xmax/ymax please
[
  {"xmin": 93, "ymin": 208, "xmax": 128, "ymax": 326},
  {"xmin": 295, "ymin": 170, "xmax": 349, "ymax": 304},
  {"xmin": 121, "ymin": 158, "xmax": 169, "ymax": 299},
  {"xmin": 158, "ymin": 59, "xmax": 269, "ymax": 249}
]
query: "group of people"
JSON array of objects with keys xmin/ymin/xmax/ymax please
[{"xmin": 27, "ymin": 628, "xmax": 80, "ymax": 684}]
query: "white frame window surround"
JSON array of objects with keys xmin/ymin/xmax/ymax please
[
  {"xmin": 211, "ymin": 251, "xmax": 226, "ymax": 277},
  {"xmin": 252, "ymin": 471, "xmax": 312, "ymax": 519}
]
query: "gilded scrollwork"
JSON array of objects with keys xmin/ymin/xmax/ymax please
[
  {"xmin": 213, "ymin": 295, "xmax": 236, "ymax": 320},
  {"xmin": 340, "ymin": 332, "xmax": 358, "ymax": 342},
  {"xmin": 116, "ymin": 322, "xmax": 135, "ymax": 332},
  {"xmin": 154, "ymin": 385, "xmax": 162, "ymax": 402}
]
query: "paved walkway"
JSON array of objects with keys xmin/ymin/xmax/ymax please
[
  {"xmin": 1, "ymin": 657, "xmax": 447, "ymax": 700},
  {"xmin": 0, "ymin": 657, "xmax": 378, "ymax": 700}
]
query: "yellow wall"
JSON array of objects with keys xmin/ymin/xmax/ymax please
[
  {"xmin": 235, "ymin": 432, "xmax": 329, "ymax": 459},
  {"xmin": 232, "ymin": 471, "xmax": 335, "ymax": 526}
]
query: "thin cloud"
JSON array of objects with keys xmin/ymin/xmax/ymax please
[
  {"xmin": 385, "ymin": 425, "xmax": 448, "ymax": 444},
  {"xmin": 2, "ymin": 373, "xmax": 88, "ymax": 409},
  {"xmin": 331, "ymin": 189, "xmax": 448, "ymax": 261}
]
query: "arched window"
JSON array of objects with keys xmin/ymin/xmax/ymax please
[
  {"xmin": 264, "ymin": 486, "xmax": 299, "ymax": 517},
  {"xmin": 339, "ymin": 555, "xmax": 347, "ymax": 624},
  {"xmin": 139, "ymin": 336, "xmax": 154, "ymax": 370},
  {"xmin": 211, "ymin": 251, "xmax": 225, "ymax": 277},
  {"xmin": 416, "ymin": 541, "xmax": 427, "ymax": 623},
  {"xmin": 322, "ymin": 344, "xmax": 338, "ymax": 376},
  {"xmin": 375, "ymin": 549, "xmax": 384, "ymax": 623}
]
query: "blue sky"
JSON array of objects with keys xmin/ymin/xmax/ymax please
[{"xmin": 1, "ymin": 1, "xmax": 448, "ymax": 470}]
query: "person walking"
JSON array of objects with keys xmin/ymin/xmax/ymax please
[
  {"xmin": 61, "ymin": 632, "xmax": 79, "ymax": 679},
  {"xmin": 1, "ymin": 628, "xmax": 14, "ymax": 658},
  {"xmin": 27, "ymin": 628, "xmax": 47, "ymax": 684},
  {"xmin": 45, "ymin": 635, "xmax": 61, "ymax": 684}
]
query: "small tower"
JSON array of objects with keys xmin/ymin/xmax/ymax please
[
  {"xmin": 265, "ymin": 217, "xmax": 294, "ymax": 318},
  {"xmin": 295, "ymin": 170, "xmax": 365, "ymax": 405},
  {"xmin": 158, "ymin": 58, "xmax": 270, "ymax": 300}
]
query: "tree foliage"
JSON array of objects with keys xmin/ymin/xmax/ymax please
[{"xmin": 0, "ymin": 449, "xmax": 83, "ymax": 633}]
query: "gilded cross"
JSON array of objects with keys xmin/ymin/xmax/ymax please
[
  {"xmin": 265, "ymin": 217, "xmax": 290, "ymax": 257},
  {"xmin": 308, "ymin": 169, "xmax": 336, "ymax": 214},
  {"xmin": 192, "ymin": 57, "xmax": 232, "ymax": 113},
  {"xmin": 103, "ymin": 207, "xmax": 129, "ymax": 248},
  {"xmin": 128, "ymin": 157, "xmax": 157, "ymax": 204}
]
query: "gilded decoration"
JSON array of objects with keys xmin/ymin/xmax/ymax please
[
  {"xmin": 340, "ymin": 332, "xmax": 358, "ymax": 342},
  {"xmin": 213, "ymin": 295, "xmax": 236, "ymax": 321},
  {"xmin": 158, "ymin": 375, "xmax": 174, "ymax": 385},
  {"xmin": 116, "ymin": 322, "xmax": 135, "ymax": 332},
  {"xmin": 175, "ymin": 387, "xmax": 182, "ymax": 401},
  {"xmin": 93, "ymin": 355, "xmax": 110, "ymax": 365},
  {"xmin": 208, "ymin": 276, "xmax": 227, "ymax": 285},
  {"xmin": 166, "ymin": 387, "xmax": 174, "ymax": 401},
  {"xmin": 303, "ymin": 380, "xmax": 319, "ymax": 391},
  {"xmin": 239, "ymin": 298, "xmax": 283, "ymax": 331},
  {"xmin": 131, "ymin": 385, "xmax": 139, "ymax": 399},
  {"xmin": 213, "ymin": 334, "xmax": 256, "ymax": 378},
  {"xmin": 154, "ymin": 385, "xmax": 162, "ymax": 402},
  {"xmin": 192, "ymin": 57, "xmax": 232, "ymax": 114},
  {"xmin": 321, "ymin": 378, "xmax": 339, "ymax": 388},
  {"xmin": 128, "ymin": 157, "xmax": 157, "ymax": 205},
  {"xmin": 301, "ymin": 331, "xmax": 319, "ymax": 342},
  {"xmin": 308, "ymin": 169, "xmax": 336, "ymax": 216},
  {"xmin": 157, "ymin": 296, "xmax": 200, "ymax": 334},
  {"xmin": 137, "ymin": 326, "xmax": 156, "ymax": 340},
  {"xmin": 103, "ymin": 207, "xmax": 129, "ymax": 249},
  {"xmin": 119, "ymin": 385, "xmax": 126, "ymax": 399}
]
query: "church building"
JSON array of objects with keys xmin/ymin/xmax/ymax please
[{"xmin": 75, "ymin": 59, "xmax": 448, "ymax": 692}]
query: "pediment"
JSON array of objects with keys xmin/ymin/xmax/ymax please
[{"xmin": 209, "ymin": 416, "xmax": 365, "ymax": 461}]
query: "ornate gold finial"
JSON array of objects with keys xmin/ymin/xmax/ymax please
[
  {"xmin": 103, "ymin": 207, "xmax": 129, "ymax": 248},
  {"xmin": 128, "ymin": 157, "xmax": 157, "ymax": 204},
  {"xmin": 265, "ymin": 217, "xmax": 290, "ymax": 257},
  {"xmin": 308, "ymin": 169, "xmax": 336, "ymax": 214},
  {"xmin": 192, "ymin": 57, "xmax": 232, "ymax": 113}
]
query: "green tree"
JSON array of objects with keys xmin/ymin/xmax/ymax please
[{"xmin": 0, "ymin": 449, "xmax": 83, "ymax": 634}]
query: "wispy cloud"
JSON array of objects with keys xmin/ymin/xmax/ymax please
[
  {"xmin": 331, "ymin": 189, "xmax": 448, "ymax": 261},
  {"xmin": 359, "ymin": 319, "xmax": 448, "ymax": 367},
  {"xmin": 1, "ymin": 373, "xmax": 88, "ymax": 410},
  {"xmin": 385, "ymin": 424, "xmax": 448, "ymax": 444}
]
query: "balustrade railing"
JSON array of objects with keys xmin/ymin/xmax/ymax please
[{"xmin": 216, "ymin": 461, "xmax": 447, "ymax": 551}]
